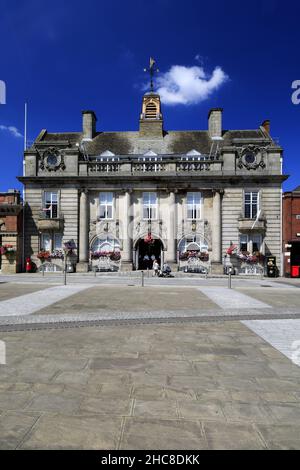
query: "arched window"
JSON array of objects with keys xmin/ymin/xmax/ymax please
[
  {"xmin": 145, "ymin": 101, "xmax": 157, "ymax": 119},
  {"xmin": 91, "ymin": 236, "xmax": 120, "ymax": 253},
  {"xmin": 178, "ymin": 236, "xmax": 208, "ymax": 253}
]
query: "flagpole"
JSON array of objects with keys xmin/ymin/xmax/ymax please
[{"xmin": 22, "ymin": 102, "xmax": 27, "ymax": 271}]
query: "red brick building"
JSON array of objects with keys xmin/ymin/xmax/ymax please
[
  {"xmin": 283, "ymin": 185, "xmax": 300, "ymax": 277},
  {"xmin": 0, "ymin": 189, "xmax": 23, "ymax": 273}
]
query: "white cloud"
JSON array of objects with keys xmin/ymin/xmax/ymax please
[
  {"xmin": 156, "ymin": 64, "xmax": 228, "ymax": 105},
  {"xmin": 0, "ymin": 125, "xmax": 23, "ymax": 138}
]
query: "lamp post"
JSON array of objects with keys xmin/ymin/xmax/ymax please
[{"xmin": 63, "ymin": 248, "xmax": 68, "ymax": 286}]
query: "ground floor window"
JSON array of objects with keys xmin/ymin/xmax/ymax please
[
  {"xmin": 239, "ymin": 233, "xmax": 262, "ymax": 253},
  {"xmin": 40, "ymin": 233, "xmax": 63, "ymax": 252}
]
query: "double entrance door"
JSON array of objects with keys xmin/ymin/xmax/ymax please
[{"xmin": 136, "ymin": 239, "xmax": 163, "ymax": 270}]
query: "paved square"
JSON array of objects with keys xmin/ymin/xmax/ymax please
[
  {"xmin": 0, "ymin": 275, "xmax": 300, "ymax": 449},
  {"xmin": 0, "ymin": 319, "xmax": 300, "ymax": 449}
]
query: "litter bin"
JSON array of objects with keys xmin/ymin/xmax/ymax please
[{"xmin": 267, "ymin": 256, "xmax": 277, "ymax": 277}]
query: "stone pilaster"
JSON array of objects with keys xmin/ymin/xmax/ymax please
[
  {"xmin": 122, "ymin": 189, "xmax": 133, "ymax": 271},
  {"xmin": 77, "ymin": 189, "xmax": 89, "ymax": 272},
  {"xmin": 166, "ymin": 190, "xmax": 177, "ymax": 265},
  {"xmin": 211, "ymin": 190, "xmax": 222, "ymax": 271}
]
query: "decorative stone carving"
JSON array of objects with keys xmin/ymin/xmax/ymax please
[
  {"xmin": 134, "ymin": 220, "xmax": 167, "ymax": 241},
  {"xmin": 237, "ymin": 145, "xmax": 267, "ymax": 170},
  {"xmin": 39, "ymin": 147, "xmax": 65, "ymax": 172},
  {"xmin": 90, "ymin": 220, "xmax": 121, "ymax": 243}
]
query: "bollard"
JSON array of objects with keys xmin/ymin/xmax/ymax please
[
  {"xmin": 147, "ymin": 267, "xmax": 150, "ymax": 278},
  {"xmin": 141, "ymin": 270, "xmax": 144, "ymax": 287},
  {"xmin": 42, "ymin": 263, "xmax": 45, "ymax": 277},
  {"xmin": 228, "ymin": 271, "xmax": 232, "ymax": 289},
  {"xmin": 94, "ymin": 267, "xmax": 97, "ymax": 277}
]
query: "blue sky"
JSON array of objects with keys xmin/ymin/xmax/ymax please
[{"xmin": 0, "ymin": 0, "xmax": 299, "ymax": 191}]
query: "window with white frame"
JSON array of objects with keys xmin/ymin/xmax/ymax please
[
  {"xmin": 54, "ymin": 233, "xmax": 63, "ymax": 250},
  {"xmin": 143, "ymin": 192, "xmax": 157, "ymax": 220},
  {"xmin": 99, "ymin": 192, "xmax": 113, "ymax": 219},
  {"xmin": 187, "ymin": 192, "xmax": 201, "ymax": 220},
  {"xmin": 43, "ymin": 191, "xmax": 58, "ymax": 219},
  {"xmin": 41, "ymin": 233, "xmax": 63, "ymax": 252},
  {"xmin": 239, "ymin": 234, "xmax": 262, "ymax": 253},
  {"xmin": 244, "ymin": 191, "xmax": 259, "ymax": 219}
]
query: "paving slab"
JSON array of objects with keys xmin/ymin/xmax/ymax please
[
  {"xmin": 0, "ymin": 411, "xmax": 40, "ymax": 450},
  {"xmin": 0, "ymin": 284, "xmax": 92, "ymax": 316},
  {"xmin": 19, "ymin": 413, "xmax": 122, "ymax": 450},
  {"xmin": 203, "ymin": 421, "xmax": 267, "ymax": 449},
  {"xmin": 120, "ymin": 417, "xmax": 207, "ymax": 450},
  {"xmin": 0, "ymin": 283, "xmax": 49, "ymax": 302},
  {"xmin": 256, "ymin": 424, "xmax": 300, "ymax": 450},
  {"xmin": 198, "ymin": 286, "xmax": 271, "ymax": 309}
]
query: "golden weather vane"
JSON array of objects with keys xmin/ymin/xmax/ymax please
[{"xmin": 144, "ymin": 57, "xmax": 159, "ymax": 92}]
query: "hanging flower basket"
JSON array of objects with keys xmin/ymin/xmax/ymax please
[
  {"xmin": 0, "ymin": 245, "xmax": 16, "ymax": 255},
  {"xmin": 144, "ymin": 233, "xmax": 154, "ymax": 245}
]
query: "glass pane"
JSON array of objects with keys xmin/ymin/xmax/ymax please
[
  {"xmin": 51, "ymin": 192, "xmax": 58, "ymax": 202},
  {"xmin": 106, "ymin": 192, "xmax": 113, "ymax": 203},
  {"xmin": 187, "ymin": 193, "xmax": 193, "ymax": 204},
  {"xmin": 51, "ymin": 203, "xmax": 58, "ymax": 218},
  {"xmin": 240, "ymin": 234, "xmax": 248, "ymax": 251},
  {"xmin": 151, "ymin": 207, "xmax": 156, "ymax": 220},
  {"xmin": 149, "ymin": 192, "xmax": 157, "ymax": 204},
  {"xmin": 194, "ymin": 193, "xmax": 201, "ymax": 204},
  {"xmin": 42, "ymin": 234, "xmax": 51, "ymax": 251},
  {"xmin": 99, "ymin": 206, "xmax": 106, "ymax": 219},
  {"xmin": 106, "ymin": 206, "xmax": 112, "ymax": 219},
  {"xmin": 245, "ymin": 205, "xmax": 251, "ymax": 219},
  {"xmin": 252, "ymin": 235, "xmax": 261, "ymax": 252},
  {"xmin": 54, "ymin": 234, "xmax": 63, "ymax": 250},
  {"xmin": 187, "ymin": 208, "xmax": 193, "ymax": 219}
]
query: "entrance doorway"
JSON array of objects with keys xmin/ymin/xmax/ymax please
[
  {"xmin": 136, "ymin": 238, "xmax": 163, "ymax": 270},
  {"xmin": 290, "ymin": 241, "xmax": 300, "ymax": 277}
]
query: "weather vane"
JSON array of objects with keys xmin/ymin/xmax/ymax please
[{"xmin": 144, "ymin": 57, "xmax": 159, "ymax": 92}]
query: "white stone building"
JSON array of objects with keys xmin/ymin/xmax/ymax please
[{"xmin": 19, "ymin": 91, "xmax": 287, "ymax": 274}]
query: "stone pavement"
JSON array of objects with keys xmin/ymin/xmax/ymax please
[
  {"xmin": 0, "ymin": 284, "xmax": 92, "ymax": 316},
  {"xmin": 1, "ymin": 321, "xmax": 300, "ymax": 449},
  {"xmin": 0, "ymin": 276, "xmax": 300, "ymax": 449}
]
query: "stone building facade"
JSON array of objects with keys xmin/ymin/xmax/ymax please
[
  {"xmin": 19, "ymin": 92, "xmax": 286, "ymax": 274},
  {"xmin": 0, "ymin": 190, "xmax": 23, "ymax": 273},
  {"xmin": 283, "ymin": 186, "xmax": 300, "ymax": 277}
]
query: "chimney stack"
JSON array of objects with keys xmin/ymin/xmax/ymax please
[
  {"xmin": 82, "ymin": 110, "xmax": 97, "ymax": 140},
  {"xmin": 262, "ymin": 119, "xmax": 270, "ymax": 134},
  {"xmin": 208, "ymin": 108, "xmax": 223, "ymax": 139}
]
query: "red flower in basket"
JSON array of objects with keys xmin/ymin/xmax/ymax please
[
  {"xmin": 144, "ymin": 233, "xmax": 154, "ymax": 244},
  {"xmin": 37, "ymin": 250, "xmax": 50, "ymax": 261}
]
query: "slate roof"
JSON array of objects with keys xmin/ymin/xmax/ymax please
[{"xmin": 35, "ymin": 127, "xmax": 272, "ymax": 157}]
